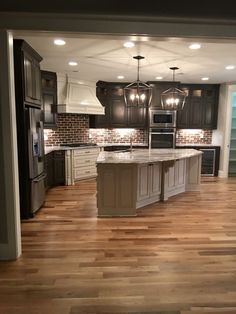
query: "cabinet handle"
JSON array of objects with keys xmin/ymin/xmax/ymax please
[
  {"xmin": 85, "ymin": 160, "xmax": 91, "ymax": 162},
  {"xmin": 85, "ymin": 171, "xmax": 90, "ymax": 174}
]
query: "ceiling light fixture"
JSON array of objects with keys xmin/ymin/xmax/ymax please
[
  {"xmin": 225, "ymin": 65, "xmax": 235, "ymax": 70},
  {"xmin": 201, "ymin": 77, "xmax": 209, "ymax": 81},
  {"xmin": 189, "ymin": 43, "xmax": 201, "ymax": 50},
  {"xmin": 54, "ymin": 39, "xmax": 66, "ymax": 46},
  {"xmin": 117, "ymin": 75, "xmax": 125, "ymax": 79},
  {"xmin": 124, "ymin": 55, "xmax": 152, "ymax": 107},
  {"xmin": 161, "ymin": 67, "xmax": 187, "ymax": 111},
  {"xmin": 123, "ymin": 41, "xmax": 135, "ymax": 48},
  {"xmin": 68, "ymin": 61, "xmax": 78, "ymax": 66}
]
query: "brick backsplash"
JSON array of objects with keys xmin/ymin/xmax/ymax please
[
  {"xmin": 44, "ymin": 114, "xmax": 90, "ymax": 146},
  {"xmin": 176, "ymin": 129, "xmax": 212, "ymax": 144},
  {"xmin": 44, "ymin": 114, "xmax": 148, "ymax": 146},
  {"xmin": 44, "ymin": 114, "xmax": 212, "ymax": 146}
]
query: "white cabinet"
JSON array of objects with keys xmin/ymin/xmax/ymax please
[
  {"xmin": 72, "ymin": 147, "xmax": 100, "ymax": 182},
  {"xmin": 136, "ymin": 163, "xmax": 161, "ymax": 208},
  {"xmin": 164, "ymin": 159, "xmax": 186, "ymax": 199}
]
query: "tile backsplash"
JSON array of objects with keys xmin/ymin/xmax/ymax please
[{"xmin": 44, "ymin": 113, "xmax": 212, "ymax": 146}]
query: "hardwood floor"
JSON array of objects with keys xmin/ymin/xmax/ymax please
[{"xmin": 1, "ymin": 177, "xmax": 236, "ymax": 314}]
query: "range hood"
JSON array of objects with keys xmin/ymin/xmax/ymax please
[{"xmin": 57, "ymin": 74, "xmax": 105, "ymax": 115}]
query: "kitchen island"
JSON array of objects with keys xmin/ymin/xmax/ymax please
[{"xmin": 96, "ymin": 149, "xmax": 202, "ymax": 217}]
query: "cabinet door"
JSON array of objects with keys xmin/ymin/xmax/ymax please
[
  {"xmin": 110, "ymin": 97, "xmax": 127, "ymax": 127},
  {"xmin": 190, "ymin": 87, "xmax": 203, "ymax": 128},
  {"xmin": 149, "ymin": 163, "xmax": 161, "ymax": 197},
  {"xmin": 202, "ymin": 85, "xmax": 219, "ymax": 129},
  {"xmin": 42, "ymin": 91, "xmax": 57, "ymax": 128},
  {"xmin": 176, "ymin": 85, "xmax": 190, "ymax": 128},
  {"xmin": 137, "ymin": 164, "xmax": 149, "ymax": 201},
  {"xmin": 54, "ymin": 151, "xmax": 65, "ymax": 185},
  {"xmin": 128, "ymin": 106, "xmax": 147, "ymax": 128},
  {"xmin": 23, "ymin": 52, "xmax": 41, "ymax": 106},
  {"xmin": 45, "ymin": 152, "xmax": 54, "ymax": 189},
  {"xmin": 24, "ymin": 52, "xmax": 34, "ymax": 103},
  {"xmin": 33, "ymin": 61, "xmax": 42, "ymax": 105}
]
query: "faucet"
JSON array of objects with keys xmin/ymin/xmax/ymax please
[{"xmin": 130, "ymin": 136, "xmax": 133, "ymax": 152}]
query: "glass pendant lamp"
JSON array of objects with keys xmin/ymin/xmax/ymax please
[
  {"xmin": 161, "ymin": 67, "xmax": 186, "ymax": 110},
  {"xmin": 124, "ymin": 55, "xmax": 152, "ymax": 107}
]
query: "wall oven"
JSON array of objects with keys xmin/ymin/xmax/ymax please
[
  {"xmin": 149, "ymin": 128, "xmax": 176, "ymax": 148},
  {"xmin": 149, "ymin": 109, "xmax": 176, "ymax": 128}
]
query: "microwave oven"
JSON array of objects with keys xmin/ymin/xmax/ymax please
[{"xmin": 149, "ymin": 110, "xmax": 176, "ymax": 128}]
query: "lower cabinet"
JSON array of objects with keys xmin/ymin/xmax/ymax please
[
  {"xmin": 45, "ymin": 150, "xmax": 65, "ymax": 190},
  {"xmin": 72, "ymin": 147, "xmax": 100, "ymax": 182},
  {"xmin": 136, "ymin": 163, "xmax": 161, "ymax": 208}
]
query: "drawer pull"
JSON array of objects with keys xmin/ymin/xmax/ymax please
[{"xmin": 85, "ymin": 171, "xmax": 90, "ymax": 174}]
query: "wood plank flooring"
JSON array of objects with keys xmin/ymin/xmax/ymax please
[{"xmin": 1, "ymin": 177, "xmax": 236, "ymax": 313}]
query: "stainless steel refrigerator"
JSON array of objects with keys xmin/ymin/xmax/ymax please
[{"xmin": 16, "ymin": 107, "xmax": 46, "ymax": 218}]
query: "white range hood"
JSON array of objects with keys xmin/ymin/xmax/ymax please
[{"xmin": 57, "ymin": 74, "xmax": 105, "ymax": 115}]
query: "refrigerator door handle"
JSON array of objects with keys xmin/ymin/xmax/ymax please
[{"xmin": 33, "ymin": 172, "xmax": 47, "ymax": 182}]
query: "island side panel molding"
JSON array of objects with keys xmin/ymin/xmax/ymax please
[
  {"xmin": 97, "ymin": 164, "xmax": 137, "ymax": 217},
  {"xmin": 163, "ymin": 159, "xmax": 186, "ymax": 200},
  {"xmin": 185, "ymin": 154, "xmax": 202, "ymax": 191},
  {"xmin": 136, "ymin": 163, "xmax": 162, "ymax": 209}
]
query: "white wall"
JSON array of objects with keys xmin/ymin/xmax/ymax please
[{"xmin": 214, "ymin": 83, "xmax": 236, "ymax": 177}]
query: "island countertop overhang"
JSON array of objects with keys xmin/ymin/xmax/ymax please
[{"xmin": 96, "ymin": 148, "xmax": 202, "ymax": 164}]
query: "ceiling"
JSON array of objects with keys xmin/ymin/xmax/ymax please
[{"xmin": 14, "ymin": 32, "xmax": 236, "ymax": 85}]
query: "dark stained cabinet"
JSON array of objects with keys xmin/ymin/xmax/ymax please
[
  {"xmin": 14, "ymin": 39, "xmax": 42, "ymax": 107},
  {"xmin": 90, "ymin": 81, "xmax": 147, "ymax": 128},
  {"xmin": 177, "ymin": 84, "xmax": 219, "ymax": 129},
  {"xmin": 41, "ymin": 71, "xmax": 58, "ymax": 128},
  {"xmin": 147, "ymin": 81, "xmax": 180, "ymax": 109},
  {"xmin": 45, "ymin": 150, "xmax": 65, "ymax": 190}
]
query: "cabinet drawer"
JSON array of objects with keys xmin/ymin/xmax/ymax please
[
  {"xmin": 73, "ymin": 148, "xmax": 100, "ymax": 157},
  {"xmin": 74, "ymin": 166, "xmax": 97, "ymax": 180},
  {"xmin": 74, "ymin": 157, "xmax": 97, "ymax": 168}
]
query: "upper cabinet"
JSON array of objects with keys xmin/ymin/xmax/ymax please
[
  {"xmin": 14, "ymin": 39, "xmax": 43, "ymax": 107},
  {"xmin": 41, "ymin": 70, "xmax": 58, "ymax": 128},
  {"xmin": 177, "ymin": 84, "xmax": 220, "ymax": 129},
  {"xmin": 89, "ymin": 81, "xmax": 147, "ymax": 128},
  {"xmin": 147, "ymin": 81, "xmax": 180, "ymax": 109}
]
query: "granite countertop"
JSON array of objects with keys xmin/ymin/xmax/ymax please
[
  {"xmin": 176, "ymin": 144, "xmax": 220, "ymax": 147},
  {"xmin": 44, "ymin": 145, "xmax": 100, "ymax": 155},
  {"xmin": 97, "ymin": 148, "xmax": 202, "ymax": 164},
  {"xmin": 97, "ymin": 143, "xmax": 148, "ymax": 147}
]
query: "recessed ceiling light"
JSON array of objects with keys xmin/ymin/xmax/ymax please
[
  {"xmin": 117, "ymin": 75, "xmax": 125, "ymax": 79},
  {"xmin": 201, "ymin": 77, "xmax": 209, "ymax": 81},
  {"xmin": 189, "ymin": 43, "xmax": 201, "ymax": 50},
  {"xmin": 155, "ymin": 76, "xmax": 163, "ymax": 80},
  {"xmin": 225, "ymin": 65, "xmax": 235, "ymax": 70},
  {"xmin": 68, "ymin": 61, "xmax": 78, "ymax": 66},
  {"xmin": 123, "ymin": 41, "xmax": 135, "ymax": 48},
  {"xmin": 54, "ymin": 39, "xmax": 66, "ymax": 46}
]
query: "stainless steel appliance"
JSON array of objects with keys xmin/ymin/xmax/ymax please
[
  {"xmin": 149, "ymin": 128, "xmax": 176, "ymax": 148},
  {"xmin": 17, "ymin": 107, "xmax": 46, "ymax": 218},
  {"xmin": 149, "ymin": 109, "xmax": 176, "ymax": 128},
  {"xmin": 27, "ymin": 108, "xmax": 46, "ymax": 213}
]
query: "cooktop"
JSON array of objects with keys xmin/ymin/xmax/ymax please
[{"xmin": 61, "ymin": 143, "xmax": 97, "ymax": 147}]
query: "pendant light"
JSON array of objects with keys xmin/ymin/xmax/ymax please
[
  {"xmin": 161, "ymin": 67, "xmax": 186, "ymax": 110},
  {"xmin": 124, "ymin": 55, "xmax": 152, "ymax": 107}
]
